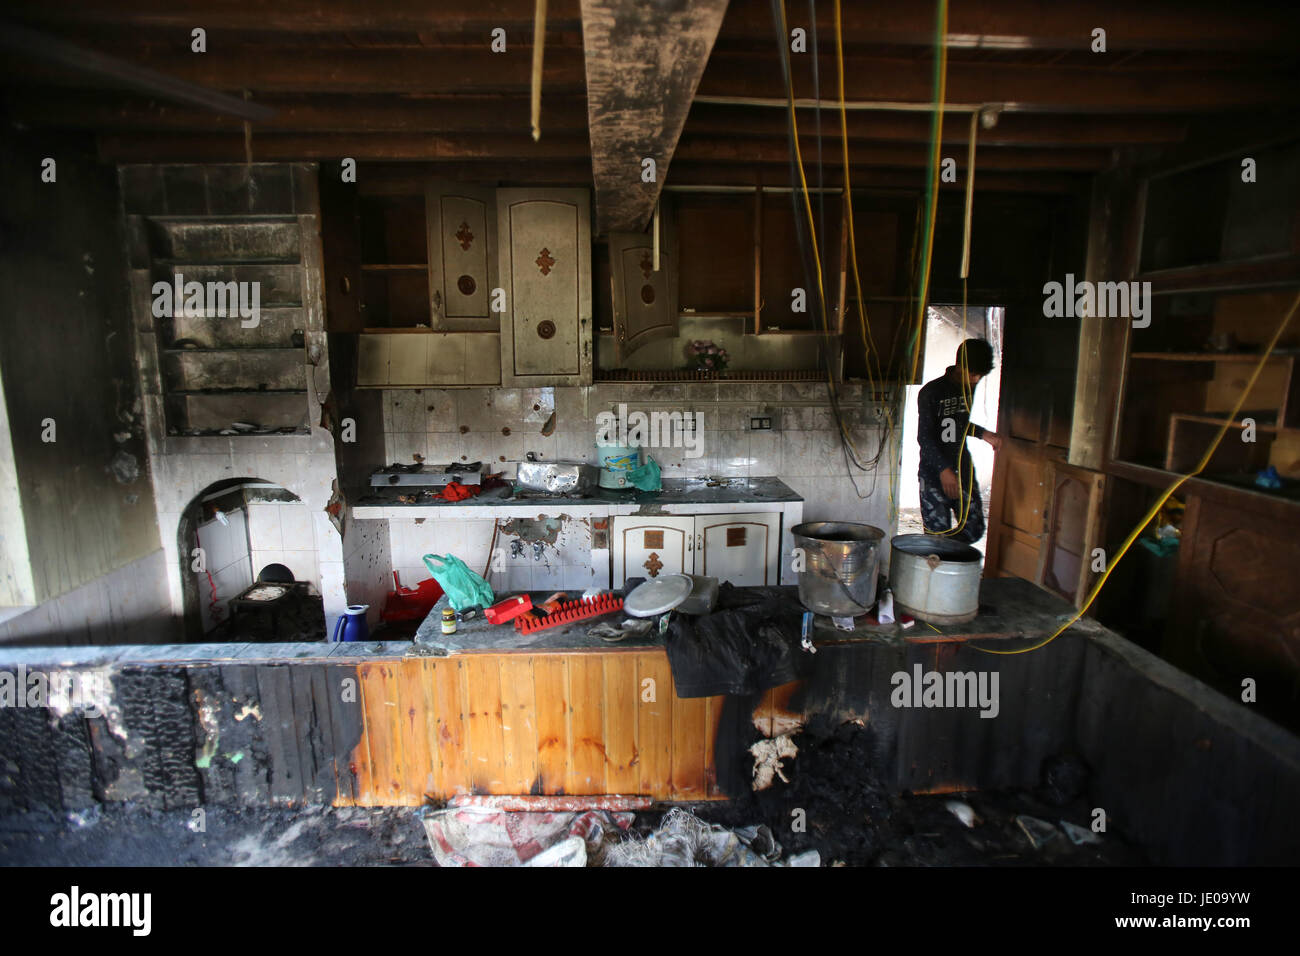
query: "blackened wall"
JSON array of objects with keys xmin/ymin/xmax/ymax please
[{"xmin": 0, "ymin": 133, "xmax": 161, "ymax": 603}]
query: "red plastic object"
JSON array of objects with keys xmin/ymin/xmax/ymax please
[
  {"xmin": 485, "ymin": 594, "xmax": 533, "ymax": 625},
  {"xmin": 513, "ymin": 593, "xmax": 623, "ymax": 634},
  {"xmin": 381, "ymin": 573, "xmax": 444, "ymax": 623}
]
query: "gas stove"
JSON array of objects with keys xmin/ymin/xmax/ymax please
[{"xmin": 369, "ymin": 462, "xmax": 483, "ymax": 488}]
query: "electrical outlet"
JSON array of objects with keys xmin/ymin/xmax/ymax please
[{"xmin": 750, "ymin": 417, "xmax": 773, "ymax": 430}]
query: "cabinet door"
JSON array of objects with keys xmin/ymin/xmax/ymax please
[
  {"xmin": 610, "ymin": 228, "xmax": 678, "ymax": 363},
  {"xmin": 694, "ymin": 512, "xmax": 781, "ymax": 587},
  {"xmin": 426, "ymin": 181, "xmax": 497, "ymax": 331},
  {"xmin": 497, "ymin": 188, "xmax": 592, "ymax": 386},
  {"xmin": 612, "ymin": 516, "xmax": 695, "ymax": 587}
]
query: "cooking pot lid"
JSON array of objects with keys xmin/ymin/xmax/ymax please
[{"xmin": 624, "ymin": 574, "xmax": 693, "ymax": 617}]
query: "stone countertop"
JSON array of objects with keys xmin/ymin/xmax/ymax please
[
  {"xmin": 350, "ymin": 476, "xmax": 803, "ymax": 517},
  {"xmin": 410, "ymin": 577, "xmax": 1088, "ymax": 656},
  {"xmin": 0, "ymin": 579, "xmax": 1090, "ymax": 667}
]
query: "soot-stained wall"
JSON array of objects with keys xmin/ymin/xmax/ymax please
[{"xmin": 0, "ymin": 133, "xmax": 161, "ymax": 603}]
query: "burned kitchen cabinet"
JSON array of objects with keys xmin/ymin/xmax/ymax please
[
  {"xmin": 497, "ymin": 188, "xmax": 593, "ymax": 386},
  {"xmin": 610, "ymin": 228, "xmax": 678, "ymax": 363},
  {"xmin": 425, "ymin": 180, "xmax": 497, "ymax": 332},
  {"xmin": 612, "ymin": 512, "xmax": 782, "ymax": 588},
  {"xmin": 695, "ymin": 512, "xmax": 782, "ymax": 587},
  {"xmin": 613, "ymin": 516, "xmax": 695, "ymax": 584}
]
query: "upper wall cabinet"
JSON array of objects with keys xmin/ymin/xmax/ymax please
[
  {"xmin": 497, "ymin": 188, "xmax": 593, "ymax": 386},
  {"xmin": 610, "ymin": 227, "xmax": 678, "ymax": 363},
  {"xmin": 426, "ymin": 181, "xmax": 498, "ymax": 331}
]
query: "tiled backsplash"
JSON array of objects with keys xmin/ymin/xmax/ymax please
[
  {"xmin": 377, "ymin": 382, "xmax": 902, "ymax": 590},
  {"xmin": 380, "ymin": 381, "xmax": 894, "ymax": 484}
]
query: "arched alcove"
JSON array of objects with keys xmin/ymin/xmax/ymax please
[{"xmin": 177, "ymin": 479, "xmax": 326, "ymax": 642}]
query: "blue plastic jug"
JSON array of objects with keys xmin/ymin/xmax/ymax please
[{"xmin": 332, "ymin": 604, "xmax": 370, "ymax": 642}]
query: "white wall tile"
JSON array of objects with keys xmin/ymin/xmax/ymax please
[{"xmin": 278, "ymin": 503, "xmax": 315, "ymax": 551}]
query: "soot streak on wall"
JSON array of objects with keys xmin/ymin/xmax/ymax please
[{"xmin": 0, "ymin": 133, "xmax": 161, "ymax": 601}]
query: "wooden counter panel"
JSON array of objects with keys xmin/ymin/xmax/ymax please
[{"xmin": 347, "ymin": 649, "xmax": 732, "ymax": 805}]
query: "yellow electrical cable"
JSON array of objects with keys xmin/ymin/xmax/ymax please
[
  {"xmin": 776, "ymin": 0, "xmax": 865, "ymax": 464},
  {"xmin": 907, "ymin": 0, "xmax": 949, "ymax": 390},
  {"xmin": 974, "ymin": 290, "xmax": 1300, "ymax": 656}
]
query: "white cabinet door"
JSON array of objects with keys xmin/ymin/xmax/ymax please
[
  {"xmin": 612, "ymin": 516, "xmax": 696, "ymax": 587},
  {"xmin": 497, "ymin": 188, "xmax": 592, "ymax": 386},
  {"xmin": 694, "ymin": 512, "xmax": 781, "ymax": 587},
  {"xmin": 426, "ymin": 181, "xmax": 498, "ymax": 332}
]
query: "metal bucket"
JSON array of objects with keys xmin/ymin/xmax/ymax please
[
  {"xmin": 890, "ymin": 534, "xmax": 982, "ymax": 624},
  {"xmin": 791, "ymin": 522, "xmax": 886, "ymax": 616}
]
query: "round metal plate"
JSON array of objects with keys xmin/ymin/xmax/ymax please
[{"xmin": 624, "ymin": 573, "xmax": 693, "ymax": 618}]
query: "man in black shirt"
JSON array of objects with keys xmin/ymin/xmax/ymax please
[{"xmin": 916, "ymin": 338, "xmax": 1002, "ymax": 543}]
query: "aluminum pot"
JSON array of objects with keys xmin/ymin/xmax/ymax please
[
  {"xmin": 889, "ymin": 534, "xmax": 982, "ymax": 624},
  {"xmin": 791, "ymin": 522, "xmax": 886, "ymax": 616}
]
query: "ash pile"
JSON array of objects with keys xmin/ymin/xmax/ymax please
[{"xmin": 691, "ymin": 721, "xmax": 1145, "ymax": 866}]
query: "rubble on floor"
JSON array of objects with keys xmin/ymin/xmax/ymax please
[{"xmin": 690, "ymin": 721, "xmax": 1146, "ymax": 866}]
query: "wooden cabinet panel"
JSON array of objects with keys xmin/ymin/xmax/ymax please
[
  {"xmin": 426, "ymin": 181, "xmax": 496, "ymax": 330},
  {"xmin": 610, "ymin": 230, "xmax": 678, "ymax": 362},
  {"xmin": 695, "ymin": 512, "xmax": 781, "ymax": 587},
  {"xmin": 356, "ymin": 331, "xmax": 501, "ymax": 388},
  {"xmin": 612, "ymin": 516, "xmax": 694, "ymax": 586},
  {"xmin": 1168, "ymin": 490, "xmax": 1300, "ymax": 728},
  {"xmin": 497, "ymin": 188, "xmax": 592, "ymax": 386}
]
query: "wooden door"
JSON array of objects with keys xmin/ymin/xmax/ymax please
[
  {"xmin": 1037, "ymin": 460, "xmax": 1106, "ymax": 606},
  {"xmin": 694, "ymin": 512, "xmax": 781, "ymax": 586},
  {"xmin": 497, "ymin": 188, "xmax": 593, "ymax": 386},
  {"xmin": 612, "ymin": 516, "xmax": 695, "ymax": 586},
  {"xmin": 610, "ymin": 230, "xmax": 678, "ymax": 362},
  {"xmin": 984, "ymin": 302, "xmax": 1077, "ymax": 580},
  {"xmin": 426, "ymin": 181, "xmax": 497, "ymax": 331}
]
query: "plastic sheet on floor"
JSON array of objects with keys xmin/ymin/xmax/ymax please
[
  {"xmin": 604, "ymin": 808, "xmax": 820, "ymax": 867},
  {"xmin": 422, "ymin": 807, "xmax": 634, "ymax": 867}
]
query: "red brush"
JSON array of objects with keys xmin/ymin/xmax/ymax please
[{"xmin": 513, "ymin": 593, "xmax": 623, "ymax": 634}]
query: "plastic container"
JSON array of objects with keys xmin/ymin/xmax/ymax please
[
  {"xmin": 677, "ymin": 575, "xmax": 719, "ymax": 615},
  {"xmin": 381, "ymin": 573, "xmax": 444, "ymax": 623}
]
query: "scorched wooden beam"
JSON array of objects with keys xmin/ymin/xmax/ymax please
[{"xmin": 579, "ymin": 0, "xmax": 730, "ymax": 235}]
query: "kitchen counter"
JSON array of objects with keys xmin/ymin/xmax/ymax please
[
  {"xmin": 411, "ymin": 578, "xmax": 1089, "ymax": 656},
  {"xmin": 350, "ymin": 475, "xmax": 803, "ymax": 519}
]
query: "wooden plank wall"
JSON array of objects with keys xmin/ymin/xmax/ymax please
[{"xmin": 349, "ymin": 650, "xmax": 730, "ymax": 805}]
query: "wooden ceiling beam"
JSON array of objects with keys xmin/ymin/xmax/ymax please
[
  {"xmin": 719, "ymin": 0, "xmax": 1300, "ymax": 53},
  {"xmin": 675, "ymin": 138, "xmax": 1112, "ymax": 171},
  {"xmin": 579, "ymin": 0, "xmax": 730, "ymax": 233},
  {"xmin": 6, "ymin": 46, "xmax": 589, "ymax": 95},
  {"xmin": 93, "ymin": 130, "xmax": 1110, "ymax": 172},
  {"xmin": 6, "ymin": 1, "xmax": 585, "ymax": 33},
  {"xmin": 346, "ymin": 160, "xmax": 1085, "ymax": 195},
  {"xmin": 7, "ymin": 92, "xmax": 592, "ymax": 134},
  {"xmin": 13, "ymin": 0, "xmax": 1295, "ymax": 53},
  {"xmin": 698, "ymin": 54, "xmax": 1298, "ymax": 112},
  {"xmin": 10, "ymin": 91, "xmax": 1191, "ymax": 148},
  {"xmin": 16, "ymin": 44, "xmax": 1285, "ymax": 110},
  {"xmin": 0, "ymin": 21, "xmax": 274, "ymax": 121}
]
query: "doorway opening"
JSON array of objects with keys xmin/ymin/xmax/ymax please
[
  {"xmin": 898, "ymin": 305, "xmax": 1005, "ymax": 555},
  {"xmin": 178, "ymin": 479, "xmax": 326, "ymax": 642}
]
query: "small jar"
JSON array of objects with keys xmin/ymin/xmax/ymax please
[{"xmin": 441, "ymin": 608, "xmax": 457, "ymax": 635}]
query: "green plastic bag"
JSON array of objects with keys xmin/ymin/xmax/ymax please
[
  {"xmin": 627, "ymin": 457, "xmax": 661, "ymax": 492},
  {"xmin": 423, "ymin": 554, "xmax": 495, "ymax": 611}
]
